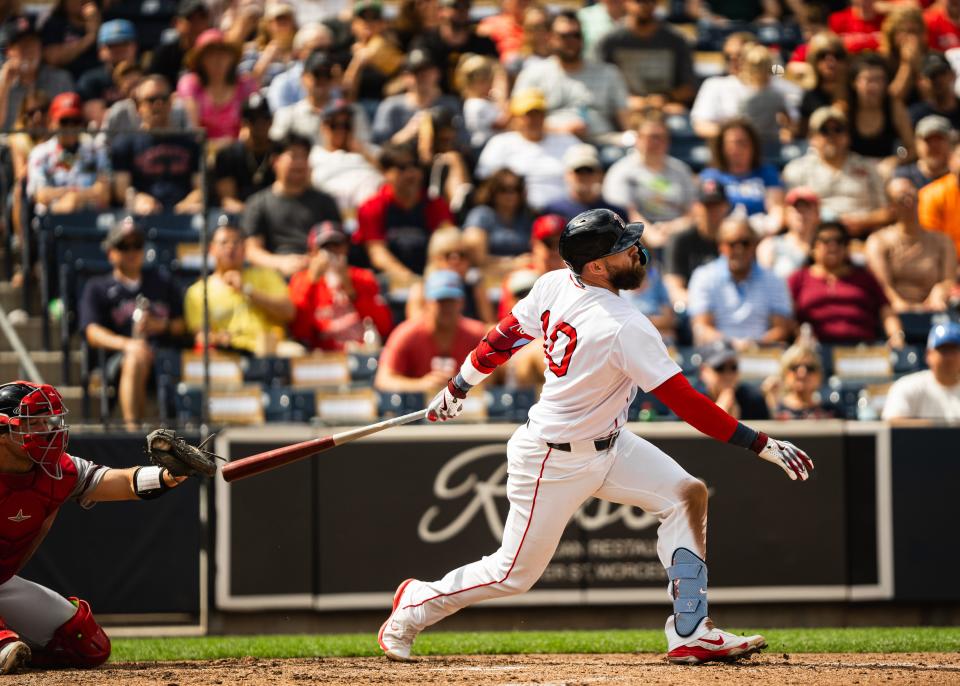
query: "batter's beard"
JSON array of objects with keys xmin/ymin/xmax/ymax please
[{"xmin": 610, "ymin": 261, "xmax": 646, "ymax": 290}]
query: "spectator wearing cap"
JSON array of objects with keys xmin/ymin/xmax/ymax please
[
  {"xmin": 406, "ymin": 227, "xmax": 495, "ymax": 323},
  {"xmin": 238, "ymin": 0, "xmax": 298, "ymax": 88},
  {"xmin": 111, "ymin": 75, "xmax": 203, "ymax": 215},
  {"xmin": 496, "ymin": 213, "xmax": 566, "ymax": 319},
  {"xmin": 621, "ymin": 258, "xmax": 676, "ymax": 342},
  {"xmin": 462, "ymin": 168, "xmax": 535, "ymax": 262},
  {"xmin": 542, "ymin": 144, "xmax": 627, "ymax": 221},
  {"xmin": 512, "ymin": 11, "xmax": 629, "ymax": 143},
  {"xmin": 309, "ymin": 99, "xmax": 383, "ymax": 215},
  {"xmin": 79, "ymin": 217, "xmax": 185, "ymax": 429},
  {"xmin": 883, "ymin": 321, "xmax": 960, "ymax": 421},
  {"xmin": 909, "ymin": 53, "xmax": 960, "ymax": 128},
  {"xmin": 596, "ymin": 0, "xmax": 695, "ymax": 109},
  {"xmin": 146, "ymin": 0, "xmax": 211, "ymax": 87},
  {"xmin": 101, "ymin": 62, "xmax": 191, "ymax": 134},
  {"xmin": 0, "ymin": 15, "xmax": 73, "ymax": 131},
  {"xmin": 372, "ymin": 47, "xmax": 462, "ymax": 146},
  {"xmin": 925, "ymin": 0, "xmax": 960, "ymax": 53},
  {"xmin": 288, "ymin": 222, "xmax": 392, "ymax": 351},
  {"xmin": 212, "ymin": 94, "xmax": 277, "ymax": 214},
  {"xmin": 342, "ymin": 0, "xmax": 404, "ymax": 107},
  {"xmin": 602, "ymin": 111, "xmax": 696, "ymax": 248},
  {"xmin": 242, "ymin": 132, "xmax": 342, "ymax": 277},
  {"xmin": 695, "ymin": 339, "xmax": 770, "ymax": 420},
  {"xmin": 783, "ymin": 106, "xmax": 889, "ymax": 238},
  {"xmin": 185, "ymin": 222, "xmax": 295, "ymax": 355},
  {"xmin": 894, "ymin": 115, "xmax": 954, "ymax": 189},
  {"xmin": 354, "ymin": 142, "xmax": 455, "ymax": 281},
  {"xmin": 410, "ymin": 0, "xmax": 498, "ymax": 95},
  {"xmin": 271, "ymin": 50, "xmax": 372, "ymax": 146},
  {"xmin": 918, "ymin": 139, "xmax": 960, "ymax": 257},
  {"xmin": 757, "ymin": 187, "xmax": 820, "ymax": 280},
  {"xmin": 789, "ymin": 220, "xmax": 904, "ymax": 347},
  {"xmin": 476, "ymin": 89, "xmax": 579, "ymax": 210},
  {"xmin": 662, "ymin": 178, "xmax": 729, "ymax": 308},
  {"xmin": 26, "ymin": 92, "xmax": 109, "ymax": 213},
  {"xmin": 75, "ymin": 19, "xmax": 137, "ymax": 126},
  {"xmin": 266, "ymin": 22, "xmax": 334, "ymax": 112},
  {"xmin": 177, "ymin": 28, "xmax": 258, "ymax": 141},
  {"xmin": 38, "ymin": 0, "xmax": 101, "ymax": 81},
  {"xmin": 867, "ymin": 177, "xmax": 956, "ymax": 312},
  {"xmin": 374, "ymin": 269, "xmax": 487, "ymax": 393},
  {"xmin": 688, "ymin": 216, "xmax": 794, "ymax": 348}
]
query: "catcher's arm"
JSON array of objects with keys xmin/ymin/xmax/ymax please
[{"xmin": 85, "ymin": 467, "xmax": 187, "ymax": 503}]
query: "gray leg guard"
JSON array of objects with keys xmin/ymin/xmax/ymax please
[{"xmin": 667, "ymin": 547, "xmax": 707, "ymax": 637}]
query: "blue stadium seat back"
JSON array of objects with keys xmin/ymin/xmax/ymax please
[
  {"xmin": 670, "ymin": 138, "xmax": 711, "ymax": 172},
  {"xmin": 900, "ymin": 311, "xmax": 935, "ymax": 345},
  {"xmin": 665, "ymin": 112, "xmax": 696, "ymax": 140},
  {"xmin": 377, "ymin": 390, "xmax": 426, "ymax": 417},
  {"xmin": 696, "ymin": 20, "xmax": 753, "ymax": 51},
  {"xmin": 139, "ymin": 213, "xmax": 203, "ymax": 236},
  {"xmin": 891, "ymin": 344, "xmax": 925, "ymax": 374},
  {"xmin": 675, "ymin": 346, "xmax": 702, "ymax": 376},
  {"xmin": 45, "ymin": 210, "xmax": 119, "ymax": 234},
  {"xmin": 485, "ymin": 386, "xmax": 513, "ymax": 420},
  {"xmin": 244, "ymin": 357, "xmax": 292, "ymax": 387},
  {"xmin": 174, "ymin": 386, "xmax": 204, "ymax": 424},
  {"xmin": 103, "ymin": 0, "xmax": 178, "ymax": 50},
  {"xmin": 208, "ymin": 209, "xmax": 242, "ymax": 231},
  {"xmin": 776, "ymin": 140, "xmax": 809, "ymax": 169},
  {"xmin": 348, "ymin": 351, "xmax": 380, "ymax": 382},
  {"xmin": 629, "ymin": 389, "xmax": 676, "ymax": 421},
  {"xmin": 153, "ymin": 347, "xmax": 182, "ymax": 381},
  {"xmin": 263, "ymin": 388, "xmax": 291, "ymax": 422}
]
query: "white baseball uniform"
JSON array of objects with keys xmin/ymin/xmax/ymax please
[{"xmin": 396, "ymin": 269, "xmax": 706, "ymax": 633}]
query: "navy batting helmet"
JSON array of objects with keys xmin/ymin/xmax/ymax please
[{"xmin": 559, "ymin": 209, "xmax": 645, "ymax": 274}]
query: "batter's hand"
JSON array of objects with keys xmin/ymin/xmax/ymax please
[
  {"xmin": 427, "ymin": 379, "xmax": 467, "ymax": 422},
  {"xmin": 752, "ymin": 432, "xmax": 814, "ymax": 481}
]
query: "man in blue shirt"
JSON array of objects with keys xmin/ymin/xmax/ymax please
[{"xmin": 688, "ymin": 216, "xmax": 794, "ymax": 348}]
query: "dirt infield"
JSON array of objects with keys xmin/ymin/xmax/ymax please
[{"xmin": 14, "ymin": 652, "xmax": 960, "ymax": 685}]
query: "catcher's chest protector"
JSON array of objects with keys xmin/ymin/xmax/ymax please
[{"xmin": 0, "ymin": 454, "xmax": 77, "ymax": 583}]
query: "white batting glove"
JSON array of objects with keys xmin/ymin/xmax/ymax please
[
  {"xmin": 426, "ymin": 379, "xmax": 468, "ymax": 422},
  {"xmin": 751, "ymin": 432, "xmax": 814, "ymax": 481}
]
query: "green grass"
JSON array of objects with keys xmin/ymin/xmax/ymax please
[{"xmin": 110, "ymin": 627, "xmax": 960, "ymax": 662}]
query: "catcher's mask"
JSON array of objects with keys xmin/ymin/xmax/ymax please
[{"xmin": 0, "ymin": 381, "xmax": 69, "ymax": 479}]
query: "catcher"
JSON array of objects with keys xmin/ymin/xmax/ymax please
[{"xmin": 0, "ymin": 381, "xmax": 217, "ymax": 674}]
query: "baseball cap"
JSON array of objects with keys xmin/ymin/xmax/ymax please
[
  {"xmin": 563, "ymin": 144, "xmax": 601, "ymax": 171},
  {"xmin": 48, "ymin": 92, "xmax": 83, "ymax": 124},
  {"xmin": 264, "ymin": 0, "xmax": 295, "ymax": 20},
  {"xmin": 785, "ymin": 186, "xmax": 819, "ymax": 207},
  {"xmin": 102, "ymin": 216, "xmax": 144, "ymax": 251},
  {"xmin": 353, "ymin": 0, "xmax": 383, "ymax": 17},
  {"xmin": 698, "ymin": 339, "xmax": 738, "ymax": 369},
  {"xmin": 922, "ymin": 52, "xmax": 953, "ymax": 78},
  {"xmin": 809, "ymin": 105, "xmax": 847, "ymax": 133},
  {"xmin": 531, "ymin": 214, "xmax": 566, "ymax": 242},
  {"xmin": 177, "ymin": 0, "xmax": 209, "ymax": 17},
  {"xmin": 322, "ymin": 98, "xmax": 352, "ymax": 121},
  {"xmin": 916, "ymin": 114, "xmax": 954, "ymax": 139},
  {"xmin": 186, "ymin": 29, "xmax": 240, "ymax": 70},
  {"xmin": 0, "ymin": 15, "xmax": 38, "ymax": 49},
  {"xmin": 404, "ymin": 47, "xmax": 433, "ymax": 73},
  {"xmin": 510, "ymin": 88, "xmax": 547, "ymax": 116},
  {"xmin": 927, "ymin": 321, "xmax": 960, "ymax": 350},
  {"xmin": 424, "ymin": 270, "xmax": 465, "ymax": 301},
  {"xmin": 697, "ymin": 178, "xmax": 727, "ymax": 204},
  {"xmin": 304, "ymin": 50, "xmax": 333, "ymax": 77},
  {"xmin": 98, "ymin": 19, "xmax": 136, "ymax": 46},
  {"xmin": 307, "ymin": 221, "xmax": 347, "ymax": 249},
  {"xmin": 242, "ymin": 92, "xmax": 271, "ymax": 121}
]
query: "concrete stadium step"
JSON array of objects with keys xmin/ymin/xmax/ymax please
[
  {"xmin": 0, "ymin": 316, "xmax": 48, "ymax": 352},
  {"xmin": 0, "ymin": 281, "xmax": 43, "ymax": 315},
  {"xmin": 0, "ymin": 350, "xmax": 82, "ymax": 386}
]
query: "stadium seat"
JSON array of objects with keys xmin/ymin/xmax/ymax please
[
  {"xmin": 173, "ymin": 385, "xmax": 203, "ymax": 425},
  {"xmin": 900, "ymin": 312, "xmax": 936, "ymax": 345},
  {"xmin": 244, "ymin": 357, "xmax": 292, "ymax": 387},
  {"xmin": 629, "ymin": 390, "xmax": 676, "ymax": 421},
  {"xmin": 263, "ymin": 387, "xmax": 316, "ymax": 422},
  {"xmin": 377, "ymin": 391, "xmax": 426, "ymax": 418},
  {"xmin": 485, "ymin": 386, "xmax": 536, "ymax": 422},
  {"xmin": 348, "ymin": 351, "xmax": 380, "ymax": 383},
  {"xmin": 891, "ymin": 345, "xmax": 925, "ymax": 375}
]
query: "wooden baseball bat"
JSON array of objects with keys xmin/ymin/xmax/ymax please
[{"xmin": 220, "ymin": 409, "xmax": 429, "ymax": 483}]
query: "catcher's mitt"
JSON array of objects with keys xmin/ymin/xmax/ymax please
[{"xmin": 146, "ymin": 429, "xmax": 219, "ymax": 478}]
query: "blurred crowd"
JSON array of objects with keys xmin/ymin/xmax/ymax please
[{"xmin": 2, "ymin": 0, "xmax": 960, "ymax": 428}]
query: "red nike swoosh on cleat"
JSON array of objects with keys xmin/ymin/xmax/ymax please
[{"xmin": 698, "ymin": 636, "xmax": 726, "ymax": 646}]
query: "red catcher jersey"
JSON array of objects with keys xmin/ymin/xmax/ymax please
[{"xmin": 513, "ymin": 269, "xmax": 681, "ymax": 442}]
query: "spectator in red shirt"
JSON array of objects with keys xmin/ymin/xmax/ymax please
[
  {"xmin": 788, "ymin": 221, "xmax": 905, "ymax": 347},
  {"xmin": 288, "ymin": 222, "xmax": 393, "ymax": 352},
  {"xmin": 925, "ymin": 0, "xmax": 960, "ymax": 52},
  {"xmin": 354, "ymin": 142, "xmax": 455, "ymax": 282},
  {"xmin": 828, "ymin": 0, "xmax": 885, "ymax": 53},
  {"xmin": 374, "ymin": 269, "xmax": 487, "ymax": 392}
]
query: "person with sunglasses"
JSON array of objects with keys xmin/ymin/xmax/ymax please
[
  {"xmin": 783, "ymin": 106, "xmax": 889, "ymax": 238},
  {"xmin": 688, "ymin": 216, "xmax": 794, "ymax": 349},
  {"xmin": 410, "ymin": 0, "xmax": 498, "ymax": 96},
  {"xmin": 762, "ymin": 342, "xmax": 840, "ymax": 420},
  {"xmin": 788, "ymin": 220, "xmax": 904, "ymax": 347},
  {"xmin": 798, "ymin": 31, "xmax": 848, "ymax": 137},
  {"xmin": 211, "ymin": 93, "xmax": 277, "ymax": 214},
  {"xmin": 695, "ymin": 339, "xmax": 770, "ymax": 420},
  {"xmin": 543, "ymin": 143, "xmax": 627, "ymax": 221},
  {"xmin": 25, "ymin": 92, "xmax": 109, "ymax": 214}
]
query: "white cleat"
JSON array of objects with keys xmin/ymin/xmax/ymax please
[
  {"xmin": 666, "ymin": 616, "xmax": 766, "ymax": 665},
  {"xmin": 378, "ymin": 578, "xmax": 421, "ymax": 662},
  {"xmin": 0, "ymin": 640, "xmax": 30, "ymax": 675}
]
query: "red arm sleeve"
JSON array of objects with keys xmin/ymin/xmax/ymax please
[
  {"xmin": 455, "ymin": 313, "xmax": 536, "ymax": 387},
  {"xmin": 651, "ymin": 372, "xmax": 740, "ymax": 443}
]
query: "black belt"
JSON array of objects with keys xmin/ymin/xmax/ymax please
[{"xmin": 547, "ymin": 431, "xmax": 620, "ymax": 453}]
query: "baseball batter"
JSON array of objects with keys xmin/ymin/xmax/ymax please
[
  {"xmin": 379, "ymin": 209, "xmax": 814, "ymax": 665},
  {"xmin": 0, "ymin": 381, "xmax": 201, "ymax": 674}
]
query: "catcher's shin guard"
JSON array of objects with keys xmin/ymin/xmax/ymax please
[
  {"xmin": 667, "ymin": 548, "xmax": 708, "ymax": 637},
  {"xmin": 31, "ymin": 598, "xmax": 111, "ymax": 668}
]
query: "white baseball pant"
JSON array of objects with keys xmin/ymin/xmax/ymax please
[
  {"xmin": 0, "ymin": 576, "xmax": 76, "ymax": 647},
  {"xmin": 398, "ymin": 422, "xmax": 706, "ymax": 630}
]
